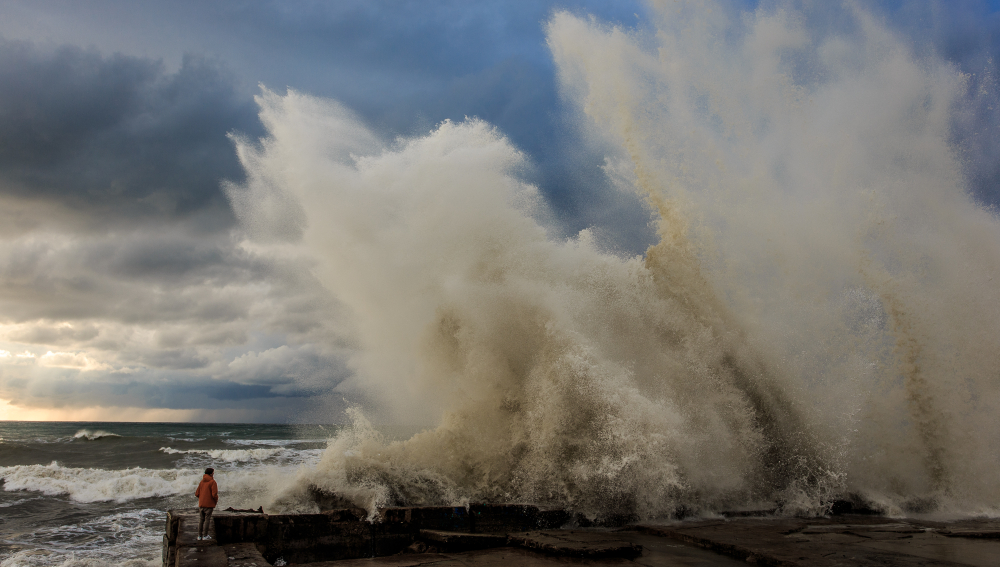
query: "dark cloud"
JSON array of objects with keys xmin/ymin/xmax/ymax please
[
  {"xmin": 0, "ymin": 39, "xmax": 261, "ymax": 223},
  {"xmin": 0, "ymin": 366, "xmax": 321, "ymax": 411}
]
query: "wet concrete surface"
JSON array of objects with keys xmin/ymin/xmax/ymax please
[
  {"xmin": 168, "ymin": 508, "xmax": 1000, "ymax": 566},
  {"xmin": 307, "ymin": 518, "xmax": 1000, "ymax": 567},
  {"xmin": 300, "ymin": 529, "xmax": 762, "ymax": 566},
  {"xmin": 636, "ymin": 516, "xmax": 1000, "ymax": 566}
]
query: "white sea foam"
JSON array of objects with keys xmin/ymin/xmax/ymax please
[
  {"xmin": 0, "ymin": 509, "xmax": 162, "ymax": 567},
  {"xmin": 223, "ymin": 438, "xmax": 328, "ymax": 447},
  {"xmin": 0, "ymin": 463, "xmax": 202, "ymax": 503},
  {"xmin": 0, "ymin": 462, "xmax": 301, "ymax": 507},
  {"xmin": 159, "ymin": 446, "xmax": 323, "ymax": 466},
  {"xmin": 159, "ymin": 447, "xmax": 282, "ymax": 462}
]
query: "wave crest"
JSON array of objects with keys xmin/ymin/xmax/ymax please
[
  {"xmin": 0, "ymin": 463, "xmax": 201, "ymax": 503},
  {"xmin": 72, "ymin": 429, "xmax": 120, "ymax": 441}
]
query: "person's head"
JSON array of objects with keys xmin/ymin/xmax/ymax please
[{"xmin": 205, "ymin": 467, "xmax": 214, "ymax": 476}]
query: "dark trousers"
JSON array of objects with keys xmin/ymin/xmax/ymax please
[{"xmin": 199, "ymin": 506, "xmax": 214, "ymax": 537}]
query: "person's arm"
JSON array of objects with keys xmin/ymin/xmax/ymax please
[
  {"xmin": 211, "ymin": 480, "xmax": 219, "ymax": 505},
  {"xmin": 196, "ymin": 484, "xmax": 202, "ymax": 498}
]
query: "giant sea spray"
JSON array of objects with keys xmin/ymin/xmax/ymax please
[{"xmin": 226, "ymin": 1, "xmax": 1000, "ymax": 519}]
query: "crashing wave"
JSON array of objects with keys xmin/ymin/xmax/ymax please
[
  {"xmin": 226, "ymin": 1, "xmax": 1000, "ymax": 520},
  {"xmin": 72, "ymin": 430, "xmax": 121, "ymax": 441}
]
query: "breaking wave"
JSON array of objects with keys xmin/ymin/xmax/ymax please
[
  {"xmin": 0, "ymin": 463, "xmax": 203, "ymax": 503},
  {"xmin": 159, "ymin": 447, "xmax": 283, "ymax": 461},
  {"xmin": 226, "ymin": 1, "xmax": 1000, "ymax": 520},
  {"xmin": 71, "ymin": 430, "xmax": 120, "ymax": 441},
  {"xmin": 0, "ymin": 462, "xmax": 307, "ymax": 509},
  {"xmin": 158, "ymin": 446, "xmax": 323, "ymax": 465}
]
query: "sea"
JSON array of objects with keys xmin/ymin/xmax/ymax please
[{"xmin": 0, "ymin": 421, "xmax": 332, "ymax": 567}]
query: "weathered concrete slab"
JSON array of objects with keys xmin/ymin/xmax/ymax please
[
  {"xmin": 379, "ymin": 507, "xmax": 471, "ymax": 533},
  {"xmin": 508, "ymin": 530, "xmax": 642, "ymax": 559},
  {"xmin": 468, "ymin": 504, "xmax": 540, "ymax": 534},
  {"xmin": 306, "ymin": 547, "xmax": 634, "ymax": 566},
  {"xmin": 853, "ymin": 533, "xmax": 1000, "ymax": 567},
  {"xmin": 263, "ymin": 513, "xmax": 373, "ymax": 565},
  {"xmin": 175, "ymin": 509, "xmax": 217, "ymax": 548},
  {"xmin": 167, "ymin": 506, "xmax": 1000, "ymax": 567},
  {"xmin": 176, "ymin": 545, "xmax": 228, "ymax": 567},
  {"xmin": 616, "ymin": 531, "xmax": 749, "ymax": 566},
  {"xmin": 940, "ymin": 525, "xmax": 1000, "ymax": 540},
  {"xmin": 636, "ymin": 517, "xmax": 1000, "ymax": 566},
  {"xmin": 214, "ymin": 512, "xmax": 270, "ymax": 544},
  {"xmin": 418, "ymin": 530, "xmax": 506, "ymax": 552},
  {"xmin": 222, "ymin": 542, "xmax": 272, "ymax": 567}
]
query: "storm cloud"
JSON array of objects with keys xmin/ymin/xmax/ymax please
[
  {"xmin": 0, "ymin": 42, "xmax": 264, "ymax": 231},
  {"xmin": 1, "ymin": 0, "xmax": 1000, "ymax": 422},
  {"xmin": 0, "ymin": 41, "xmax": 345, "ymax": 421}
]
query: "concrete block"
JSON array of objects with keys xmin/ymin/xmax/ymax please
[
  {"xmin": 166, "ymin": 510, "xmax": 180, "ymax": 544},
  {"xmin": 213, "ymin": 513, "xmax": 270, "ymax": 544},
  {"xmin": 321, "ymin": 508, "xmax": 367, "ymax": 523},
  {"xmin": 162, "ymin": 534, "xmax": 174, "ymax": 567},
  {"xmin": 221, "ymin": 542, "xmax": 272, "ymax": 567},
  {"xmin": 175, "ymin": 544, "xmax": 227, "ymax": 567},
  {"xmin": 469, "ymin": 504, "xmax": 539, "ymax": 533},
  {"xmin": 418, "ymin": 529, "xmax": 507, "ymax": 552},
  {"xmin": 380, "ymin": 506, "xmax": 471, "ymax": 532},
  {"xmin": 535, "ymin": 509, "xmax": 571, "ymax": 529},
  {"xmin": 508, "ymin": 530, "xmax": 643, "ymax": 559},
  {"xmin": 262, "ymin": 514, "xmax": 372, "ymax": 564}
]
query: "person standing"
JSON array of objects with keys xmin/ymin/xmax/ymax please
[{"xmin": 195, "ymin": 467, "xmax": 219, "ymax": 541}]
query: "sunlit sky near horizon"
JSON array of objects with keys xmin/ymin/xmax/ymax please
[{"xmin": 1, "ymin": 0, "xmax": 1000, "ymax": 423}]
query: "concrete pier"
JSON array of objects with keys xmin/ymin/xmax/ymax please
[{"xmin": 164, "ymin": 506, "xmax": 1000, "ymax": 566}]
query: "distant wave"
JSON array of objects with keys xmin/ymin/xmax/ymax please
[
  {"xmin": 73, "ymin": 429, "xmax": 121, "ymax": 441},
  {"xmin": 0, "ymin": 462, "xmax": 202, "ymax": 503},
  {"xmin": 159, "ymin": 446, "xmax": 323, "ymax": 465},
  {"xmin": 223, "ymin": 438, "xmax": 328, "ymax": 447}
]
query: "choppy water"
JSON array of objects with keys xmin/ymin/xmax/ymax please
[{"xmin": 0, "ymin": 421, "xmax": 330, "ymax": 567}]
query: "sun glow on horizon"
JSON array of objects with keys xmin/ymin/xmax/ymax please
[{"xmin": 0, "ymin": 398, "xmax": 204, "ymax": 422}]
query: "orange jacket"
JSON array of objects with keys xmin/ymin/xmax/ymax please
[{"xmin": 195, "ymin": 474, "xmax": 218, "ymax": 508}]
